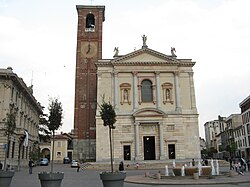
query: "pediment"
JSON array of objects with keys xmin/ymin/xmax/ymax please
[{"xmin": 111, "ymin": 47, "xmax": 178, "ymax": 65}]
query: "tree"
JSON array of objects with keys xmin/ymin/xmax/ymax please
[
  {"xmin": 3, "ymin": 106, "xmax": 17, "ymax": 171},
  {"xmin": 46, "ymin": 98, "xmax": 63, "ymax": 173},
  {"xmin": 38, "ymin": 114, "xmax": 51, "ymax": 142},
  {"xmin": 99, "ymin": 97, "xmax": 116, "ymax": 172}
]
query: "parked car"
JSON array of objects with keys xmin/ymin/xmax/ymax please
[
  {"xmin": 63, "ymin": 157, "xmax": 71, "ymax": 164},
  {"xmin": 39, "ymin": 158, "xmax": 49, "ymax": 166},
  {"xmin": 71, "ymin": 160, "xmax": 78, "ymax": 168}
]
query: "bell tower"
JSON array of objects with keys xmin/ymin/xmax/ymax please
[{"xmin": 73, "ymin": 5, "xmax": 105, "ymax": 160}]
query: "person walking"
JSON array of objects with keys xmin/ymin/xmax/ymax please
[
  {"xmin": 119, "ymin": 161, "xmax": 124, "ymax": 171},
  {"xmin": 77, "ymin": 162, "xmax": 80, "ymax": 172},
  {"xmin": 192, "ymin": 159, "xmax": 195, "ymax": 166},
  {"xmin": 28, "ymin": 159, "xmax": 33, "ymax": 174}
]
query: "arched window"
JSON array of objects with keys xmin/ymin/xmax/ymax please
[
  {"xmin": 86, "ymin": 13, "xmax": 95, "ymax": 29},
  {"xmin": 141, "ymin": 79, "xmax": 153, "ymax": 102}
]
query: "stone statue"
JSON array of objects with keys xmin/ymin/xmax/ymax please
[
  {"xmin": 142, "ymin": 35, "xmax": 147, "ymax": 45},
  {"xmin": 114, "ymin": 47, "xmax": 119, "ymax": 56},
  {"xmin": 171, "ymin": 47, "xmax": 177, "ymax": 57},
  {"xmin": 142, "ymin": 34, "xmax": 148, "ymax": 48}
]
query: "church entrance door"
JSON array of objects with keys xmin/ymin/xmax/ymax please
[{"xmin": 143, "ymin": 136, "xmax": 155, "ymax": 160}]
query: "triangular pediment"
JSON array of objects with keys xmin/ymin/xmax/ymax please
[
  {"xmin": 111, "ymin": 47, "xmax": 178, "ymax": 65},
  {"xmin": 96, "ymin": 47, "xmax": 195, "ymax": 67}
]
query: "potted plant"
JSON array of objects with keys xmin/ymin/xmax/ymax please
[
  {"xmin": 38, "ymin": 98, "xmax": 64, "ymax": 187},
  {"xmin": 99, "ymin": 97, "xmax": 126, "ymax": 187},
  {"xmin": 0, "ymin": 105, "xmax": 16, "ymax": 187}
]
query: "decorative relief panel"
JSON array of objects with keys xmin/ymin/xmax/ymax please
[
  {"xmin": 167, "ymin": 124, "xmax": 175, "ymax": 131},
  {"xmin": 122, "ymin": 125, "xmax": 131, "ymax": 133}
]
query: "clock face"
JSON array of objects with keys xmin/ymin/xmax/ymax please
[{"xmin": 81, "ymin": 42, "xmax": 97, "ymax": 58}]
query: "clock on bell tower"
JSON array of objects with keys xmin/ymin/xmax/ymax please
[{"xmin": 74, "ymin": 5, "xmax": 105, "ymax": 160}]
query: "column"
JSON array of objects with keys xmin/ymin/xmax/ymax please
[
  {"xmin": 113, "ymin": 72, "xmax": 119, "ymax": 110},
  {"xmin": 132, "ymin": 72, "xmax": 138, "ymax": 111},
  {"xmin": 159, "ymin": 122, "xmax": 165, "ymax": 160},
  {"xmin": 155, "ymin": 72, "xmax": 160, "ymax": 109},
  {"xmin": 188, "ymin": 72, "xmax": 197, "ymax": 110},
  {"xmin": 174, "ymin": 71, "xmax": 181, "ymax": 112},
  {"xmin": 134, "ymin": 122, "xmax": 139, "ymax": 160}
]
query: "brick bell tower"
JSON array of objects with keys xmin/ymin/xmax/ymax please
[{"xmin": 73, "ymin": 5, "xmax": 105, "ymax": 160}]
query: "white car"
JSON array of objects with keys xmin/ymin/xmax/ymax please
[{"xmin": 71, "ymin": 160, "xmax": 78, "ymax": 168}]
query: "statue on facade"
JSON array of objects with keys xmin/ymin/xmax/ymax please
[
  {"xmin": 113, "ymin": 47, "xmax": 119, "ymax": 56},
  {"xmin": 142, "ymin": 34, "xmax": 148, "ymax": 48},
  {"xmin": 171, "ymin": 47, "xmax": 177, "ymax": 57}
]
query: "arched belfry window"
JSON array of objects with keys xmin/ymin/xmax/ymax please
[
  {"xmin": 141, "ymin": 79, "xmax": 153, "ymax": 102},
  {"xmin": 85, "ymin": 13, "xmax": 95, "ymax": 32}
]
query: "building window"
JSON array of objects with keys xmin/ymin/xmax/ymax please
[
  {"xmin": 57, "ymin": 152, "xmax": 61, "ymax": 158},
  {"xmin": 141, "ymin": 79, "xmax": 153, "ymax": 102},
  {"xmin": 120, "ymin": 83, "xmax": 131, "ymax": 105},
  {"xmin": 123, "ymin": 145, "xmax": 131, "ymax": 160},
  {"xmin": 162, "ymin": 82, "xmax": 174, "ymax": 104},
  {"xmin": 85, "ymin": 13, "xmax": 95, "ymax": 32},
  {"xmin": 168, "ymin": 144, "xmax": 176, "ymax": 159}
]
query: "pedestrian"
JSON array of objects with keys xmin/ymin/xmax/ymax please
[
  {"xmin": 119, "ymin": 161, "xmax": 124, "ymax": 171},
  {"xmin": 192, "ymin": 159, "xmax": 195, "ymax": 166},
  {"xmin": 229, "ymin": 157, "xmax": 233, "ymax": 170},
  {"xmin": 0, "ymin": 161, "xmax": 2, "ymax": 170},
  {"xmin": 204, "ymin": 159, "xmax": 208, "ymax": 166},
  {"xmin": 28, "ymin": 159, "xmax": 33, "ymax": 174},
  {"xmin": 136, "ymin": 162, "xmax": 139, "ymax": 169},
  {"xmin": 77, "ymin": 162, "xmax": 80, "ymax": 172}
]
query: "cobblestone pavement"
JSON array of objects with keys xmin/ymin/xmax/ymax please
[{"xmin": 10, "ymin": 164, "xmax": 250, "ymax": 187}]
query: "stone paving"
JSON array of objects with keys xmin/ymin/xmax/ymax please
[{"xmin": 9, "ymin": 163, "xmax": 250, "ymax": 187}]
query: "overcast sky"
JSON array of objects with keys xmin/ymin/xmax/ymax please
[{"xmin": 1, "ymin": 0, "xmax": 250, "ymax": 138}]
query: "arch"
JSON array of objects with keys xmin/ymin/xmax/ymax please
[
  {"xmin": 133, "ymin": 107, "xmax": 166, "ymax": 117},
  {"xmin": 86, "ymin": 13, "xmax": 95, "ymax": 29},
  {"xmin": 41, "ymin": 148, "xmax": 50, "ymax": 160},
  {"xmin": 141, "ymin": 79, "xmax": 153, "ymax": 102}
]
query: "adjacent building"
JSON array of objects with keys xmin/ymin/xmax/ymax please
[
  {"xmin": 204, "ymin": 95, "xmax": 250, "ymax": 160},
  {"xmin": 239, "ymin": 95, "xmax": 250, "ymax": 158},
  {"xmin": 204, "ymin": 116, "xmax": 226, "ymax": 149},
  {"xmin": 0, "ymin": 67, "xmax": 43, "ymax": 168},
  {"xmin": 40, "ymin": 132, "xmax": 74, "ymax": 163}
]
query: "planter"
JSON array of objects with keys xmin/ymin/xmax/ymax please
[
  {"xmin": 100, "ymin": 171, "xmax": 126, "ymax": 187},
  {"xmin": 0, "ymin": 170, "xmax": 15, "ymax": 187},
  {"xmin": 38, "ymin": 172, "xmax": 64, "ymax": 187}
]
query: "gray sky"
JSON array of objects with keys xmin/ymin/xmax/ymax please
[{"xmin": 1, "ymin": 0, "xmax": 250, "ymax": 138}]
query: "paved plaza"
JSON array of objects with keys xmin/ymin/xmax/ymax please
[{"xmin": 10, "ymin": 163, "xmax": 250, "ymax": 187}]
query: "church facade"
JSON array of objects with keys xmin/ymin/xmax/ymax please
[
  {"xmin": 73, "ymin": 5, "xmax": 200, "ymax": 162},
  {"xmin": 95, "ymin": 42, "xmax": 200, "ymax": 161}
]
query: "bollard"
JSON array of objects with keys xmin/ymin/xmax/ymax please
[
  {"xmin": 145, "ymin": 171, "xmax": 149, "ymax": 177},
  {"xmin": 156, "ymin": 172, "xmax": 161, "ymax": 180},
  {"xmin": 193, "ymin": 172, "xmax": 199, "ymax": 180},
  {"xmin": 229, "ymin": 170, "xmax": 235, "ymax": 177}
]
